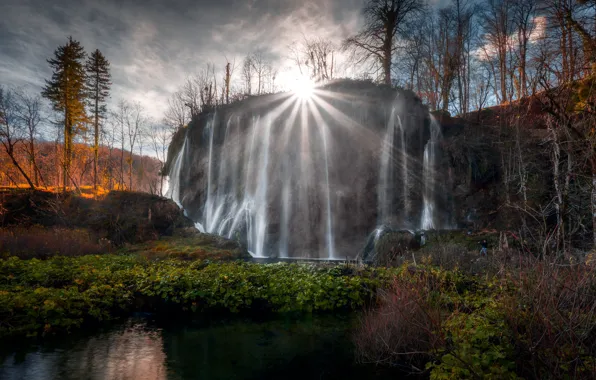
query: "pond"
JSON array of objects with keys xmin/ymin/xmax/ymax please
[{"xmin": 0, "ymin": 314, "xmax": 411, "ymax": 380}]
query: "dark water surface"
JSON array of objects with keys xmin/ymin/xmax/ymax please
[{"xmin": 0, "ymin": 314, "xmax": 408, "ymax": 380}]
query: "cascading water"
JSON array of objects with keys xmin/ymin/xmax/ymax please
[
  {"xmin": 166, "ymin": 136, "xmax": 187, "ymax": 208},
  {"xmin": 167, "ymin": 81, "xmax": 450, "ymax": 259},
  {"xmin": 166, "ymin": 134, "xmax": 205, "ymax": 232},
  {"xmin": 204, "ymin": 115, "xmax": 217, "ymax": 232},
  {"xmin": 319, "ymin": 113, "xmax": 335, "ymax": 259},
  {"xmin": 378, "ymin": 107, "xmax": 397, "ymax": 225},
  {"xmin": 420, "ymin": 116, "xmax": 442, "ymax": 230},
  {"xmin": 398, "ymin": 115, "xmax": 409, "ymax": 219}
]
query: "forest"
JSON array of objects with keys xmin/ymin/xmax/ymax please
[{"xmin": 1, "ymin": 0, "xmax": 596, "ymax": 379}]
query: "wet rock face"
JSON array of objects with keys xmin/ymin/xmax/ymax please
[{"xmin": 167, "ymin": 80, "xmax": 453, "ymax": 259}]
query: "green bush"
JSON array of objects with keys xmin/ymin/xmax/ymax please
[
  {"xmin": 429, "ymin": 308, "xmax": 519, "ymax": 380},
  {"xmin": 0, "ymin": 255, "xmax": 395, "ymax": 338}
]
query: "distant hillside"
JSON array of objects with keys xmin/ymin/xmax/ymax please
[{"xmin": 0, "ymin": 140, "xmax": 164, "ymax": 194}]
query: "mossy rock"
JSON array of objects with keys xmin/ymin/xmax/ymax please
[
  {"xmin": 360, "ymin": 228, "xmax": 420, "ymax": 265},
  {"xmin": 120, "ymin": 234, "xmax": 250, "ymax": 261}
]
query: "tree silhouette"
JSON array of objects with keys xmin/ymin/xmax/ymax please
[
  {"xmin": 344, "ymin": 0, "xmax": 426, "ymax": 85},
  {"xmin": 42, "ymin": 37, "xmax": 88, "ymax": 191},
  {"xmin": 85, "ymin": 49, "xmax": 112, "ymax": 191}
]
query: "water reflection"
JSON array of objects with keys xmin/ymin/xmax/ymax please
[
  {"xmin": 1, "ymin": 323, "xmax": 166, "ymax": 380},
  {"xmin": 0, "ymin": 315, "xmax": 406, "ymax": 380}
]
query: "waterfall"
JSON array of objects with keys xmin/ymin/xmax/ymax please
[
  {"xmin": 378, "ymin": 107, "xmax": 396, "ymax": 225},
  {"xmin": 320, "ymin": 120, "xmax": 335, "ymax": 259},
  {"xmin": 204, "ymin": 115, "xmax": 217, "ymax": 232},
  {"xmin": 279, "ymin": 155, "xmax": 291, "ymax": 258},
  {"xmin": 167, "ymin": 82, "xmax": 452, "ymax": 259},
  {"xmin": 397, "ymin": 115, "xmax": 409, "ymax": 219},
  {"xmin": 253, "ymin": 116, "xmax": 272, "ymax": 258},
  {"xmin": 420, "ymin": 116, "xmax": 442, "ymax": 230},
  {"xmin": 166, "ymin": 135, "xmax": 187, "ymax": 208},
  {"xmin": 167, "ymin": 134, "xmax": 206, "ymax": 233}
]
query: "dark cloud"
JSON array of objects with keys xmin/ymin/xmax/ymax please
[{"xmin": 0, "ymin": 0, "xmax": 365, "ymax": 118}]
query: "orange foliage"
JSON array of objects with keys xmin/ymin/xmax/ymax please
[{"xmin": 0, "ymin": 141, "xmax": 163, "ymax": 194}]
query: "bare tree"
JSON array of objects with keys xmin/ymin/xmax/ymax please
[
  {"xmin": 102, "ymin": 117, "xmax": 118, "ymax": 190},
  {"xmin": 250, "ymin": 51, "xmax": 268, "ymax": 95},
  {"xmin": 437, "ymin": 6, "xmax": 462, "ymax": 112},
  {"xmin": 148, "ymin": 123, "xmax": 170, "ymax": 196},
  {"xmin": 482, "ymin": 0, "xmax": 514, "ymax": 104},
  {"xmin": 163, "ymin": 91, "xmax": 189, "ymax": 132},
  {"xmin": 112, "ymin": 99, "xmax": 129, "ymax": 189},
  {"xmin": 0, "ymin": 86, "xmax": 35, "ymax": 188},
  {"xmin": 561, "ymin": 0, "xmax": 596, "ymax": 76},
  {"xmin": 469, "ymin": 63, "xmax": 493, "ymax": 116},
  {"xmin": 125, "ymin": 102, "xmax": 145, "ymax": 191},
  {"xmin": 290, "ymin": 37, "xmax": 337, "ymax": 83},
  {"xmin": 242, "ymin": 55, "xmax": 253, "ymax": 95},
  {"xmin": 512, "ymin": 0, "xmax": 537, "ymax": 98},
  {"xmin": 14, "ymin": 90, "xmax": 45, "ymax": 187},
  {"xmin": 343, "ymin": 0, "xmax": 426, "ymax": 85},
  {"xmin": 198, "ymin": 63, "xmax": 217, "ymax": 108},
  {"xmin": 181, "ymin": 78, "xmax": 201, "ymax": 119},
  {"xmin": 223, "ymin": 57, "xmax": 237, "ymax": 104}
]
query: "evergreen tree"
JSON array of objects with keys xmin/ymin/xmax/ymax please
[
  {"xmin": 85, "ymin": 49, "xmax": 111, "ymax": 191},
  {"xmin": 42, "ymin": 36, "xmax": 88, "ymax": 191}
]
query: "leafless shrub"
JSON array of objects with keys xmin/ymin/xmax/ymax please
[
  {"xmin": 354, "ymin": 275, "xmax": 445, "ymax": 374},
  {"xmin": 501, "ymin": 260, "xmax": 596, "ymax": 379},
  {"xmin": 0, "ymin": 226, "xmax": 111, "ymax": 259}
]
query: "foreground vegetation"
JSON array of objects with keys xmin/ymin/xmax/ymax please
[
  {"xmin": 1, "ymin": 247, "xmax": 595, "ymax": 379},
  {"xmin": 355, "ymin": 251, "xmax": 596, "ymax": 379},
  {"xmin": 0, "ymin": 255, "xmax": 390, "ymax": 338}
]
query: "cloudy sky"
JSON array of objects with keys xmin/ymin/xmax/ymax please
[{"xmin": 0, "ymin": 0, "xmax": 369, "ymax": 119}]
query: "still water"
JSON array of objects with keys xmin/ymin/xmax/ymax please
[{"xmin": 0, "ymin": 314, "xmax": 406, "ymax": 380}]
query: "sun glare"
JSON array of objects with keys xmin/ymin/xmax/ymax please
[{"xmin": 291, "ymin": 76, "xmax": 315, "ymax": 99}]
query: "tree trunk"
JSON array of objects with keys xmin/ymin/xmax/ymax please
[
  {"xmin": 593, "ymin": 172, "xmax": 596, "ymax": 248},
  {"xmin": 5, "ymin": 145, "xmax": 35, "ymax": 189},
  {"xmin": 551, "ymin": 122, "xmax": 563, "ymax": 254},
  {"xmin": 225, "ymin": 63, "xmax": 231, "ymax": 104},
  {"xmin": 93, "ymin": 94, "xmax": 99, "ymax": 192},
  {"xmin": 592, "ymin": 159, "xmax": 596, "ymax": 248},
  {"xmin": 499, "ymin": 45, "xmax": 508, "ymax": 103},
  {"xmin": 383, "ymin": 24, "xmax": 392, "ymax": 85},
  {"xmin": 129, "ymin": 153, "xmax": 133, "ymax": 191},
  {"xmin": 567, "ymin": 23, "xmax": 575, "ymax": 81},
  {"xmin": 63, "ymin": 115, "xmax": 69, "ymax": 191},
  {"xmin": 29, "ymin": 139, "xmax": 38, "ymax": 186},
  {"xmin": 561, "ymin": 22, "xmax": 569, "ymax": 82}
]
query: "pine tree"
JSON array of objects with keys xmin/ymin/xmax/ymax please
[
  {"xmin": 42, "ymin": 37, "xmax": 88, "ymax": 191},
  {"xmin": 85, "ymin": 49, "xmax": 111, "ymax": 191}
]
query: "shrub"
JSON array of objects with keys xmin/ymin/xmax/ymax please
[
  {"xmin": 355, "ymin": 252, "xmax": 596, "ymax": 379},
  {"xmin": 354, "ymin": 275, "xmax": 445, "ymax": 373},
  {"xmin": 0, "ymin": 256, "xmax": 396, "ymax": 338},
  {"xmin": 429, "ymin": 308, "xmax": 519, "ymax": 380},
  {"xmin": 0, "ymin": 226, "xmax": 111, "ymax": 259},
  {"xmin": 501, "ymin": 261, "xmax": 596, "ymax": 379}
]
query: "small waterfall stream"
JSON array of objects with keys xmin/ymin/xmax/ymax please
[
  {"xmin": 378, "ymin": 107, "xmax": 397, "ymax": 225},
  {"xmin": 397, "ymin": 115, "xmax": 409, "ymax": 219},
  {"xmin": 420, "ymin": 116, "xmax": 442, "ymax": 230},
  {"xmin": 166, "ymin": 136, "xmax": 187, "ymax": 208}
]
